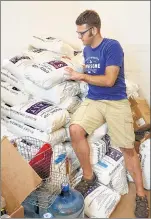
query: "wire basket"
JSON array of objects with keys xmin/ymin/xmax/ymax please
[{"xmin": 12, "ymin": 136, "xmax": 68, "ymax": 209}]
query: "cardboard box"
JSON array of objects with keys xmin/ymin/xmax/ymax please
[
  {"xmin": 129, "ymin": 97, "xmax": 150, "ymax": 131},
  {"xmin": 9, "ymin": 206, "xmax": 24, "ymax": 218},
  {"xmin": 1, "ymin": 137, "xmax": 42, "ymax": 218}
]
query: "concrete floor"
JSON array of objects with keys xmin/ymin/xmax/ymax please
[{"xmin": 110, "ymin": 182, "xmax": 150, "ymax": 218}]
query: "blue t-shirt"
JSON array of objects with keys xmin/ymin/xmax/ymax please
[{"xmin": 83, "ymin": 38, "xmax": 127, "ymax": 100}]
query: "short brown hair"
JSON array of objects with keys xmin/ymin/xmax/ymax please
[{"xmin": 76, "ymin": 10, "xmax": 101, "ymax": 29}]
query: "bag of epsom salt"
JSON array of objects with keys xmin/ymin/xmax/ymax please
[
  {"xmin": 1, "ymin": 101, "xmax": 11, "ymax": 117},
  {"xmin": 10, "ymin": 99, "xmax": 70, "ymax": 133},
  {"xmin": 23, "ymin": 47, "xmax": 61, "ymax": 63},
  {"xmin": 7, "ymin": 118, "xmax": 67, "ymax": 146},
  {"xmin": 1, "ymin": 123, "xmax": 17, "ymax": 141},
  {"xmin": 89, "ymin": 139, "xmax": 108, "ymax": 165},
  {"xmin": 93, "ymin": 147, "xmax": 124, "ymax": 185},
  {"xmin": 1, "ymin": 82, "xmax": 30, "ymax": 106},
  {"xmin": 24, "ymin": 60, "xmax": 68, "ymax": 89},
  {"xmin": 71, "ymin": 52, "xmax": 85, "ymax": 66},
  {"xmin": 24, "ymin": 58, "xmax": 84, "ymax": 89},
  {"xmin": 78, "ymin": 81, "xmax": 89, "ymax": 100},
  {"xmin": 84, "ymin": 183, "xmax": 121, "ymax": 218},
  {"xmin": 88, "ymin": 123, "xmax": 108, "ymax": 143},
  {"xmin": 30, "ymin": 35, "xmax": 75, "ymax": 57},
  {"xmin": 24, "ymin": 78, "xmax": 80, "ymax": 105},
  {"xmin": 139, "ymin": 138, "xmax": 150, "ymax": 190},
  {"xmin": 1, "ymin": 116, "xmax": 10, "ymax": 127},
  {"xmin": 58, "ymin": 96, "xmax": 82, "ymax": 113},
  {"xmin": 108, "ymin": 163, "xmax": 129, "ymax": 195},
  {"xmin": 1, "ymin": 68, "xmax": 24, "ymax": 90},
  {"xmin": 94, "ymin": 146, "xmax": 128, "ymax": 195},
  {"xmin": 61, "ymin": 57, "xmax": 84, "ymax": 74},
  {"xmin": 2, "ymin": 55, "xmax": 33, "ymax": 81}
]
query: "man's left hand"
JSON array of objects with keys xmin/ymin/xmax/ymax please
[{"xmin": 65, "ymin": 67, "xmax": 84, "ymax": 81}]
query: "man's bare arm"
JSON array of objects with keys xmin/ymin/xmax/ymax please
[{"xmin": 82, "ymin": 66, "xmax": 120, "ymax": 87}]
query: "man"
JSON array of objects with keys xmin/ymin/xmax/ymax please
[{"xmin": 65, "ymin": 10, "xmax": 149, "ymax": 218}]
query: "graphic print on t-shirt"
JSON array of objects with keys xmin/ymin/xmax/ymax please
[{"xmin": 85, "ymin": 56, "xmax": 101, "ymax": 74}]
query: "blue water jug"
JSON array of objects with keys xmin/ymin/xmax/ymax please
[{"xmin": 47, "ymin": 182, "xmax": 84, "ymax": 218}]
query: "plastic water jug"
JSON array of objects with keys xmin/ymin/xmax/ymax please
[{"xmin": 45, "ymin": 182, "xmax": 84, "ymax": 218}]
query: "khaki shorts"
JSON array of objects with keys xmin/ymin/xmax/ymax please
[{"xmin": 70, "ymin": 98, "xmax": 135, "ymax": 148}]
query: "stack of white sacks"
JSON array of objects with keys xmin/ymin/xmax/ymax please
[{"xmin": 1, "ymin": 35, "xmax": 149, "ymax": 218}]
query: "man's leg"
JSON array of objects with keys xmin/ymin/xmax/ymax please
[
  {"xmin": 69, "ymin": 99, "xmax": 106, "ymax": 196},
  {"xmin": 120, "ymin": 147, "xmax": 149, "ymax": 218},
  {"xmin": 70, "ymin": 124, "xmax": 93, "ymax": 180},
  {"xmin": 106, "ymin": 99, "xmax": 149, "ymax": 218},
  {"xmin": 120, "ymin": 147, "xmax": 145, "ymax": 196}
]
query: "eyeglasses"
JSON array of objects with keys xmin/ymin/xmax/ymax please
[{"xmin": 76, "ymin": 27, "xmax": 93, "ymax": 38}]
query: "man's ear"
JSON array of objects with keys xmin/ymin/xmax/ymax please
[{"xmin": 92, "ymin": 27, "xmax": 98, "ymax": 36}]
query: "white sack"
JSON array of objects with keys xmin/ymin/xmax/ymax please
[
  {"xmin": 24, "ymin": 78, "xmax": 80, "ymax": 105},
  {"xmin": 61, "ymin": 57, "xmax": 84, "ymax": 73},
  {"xmin": 93, "ymin": 147, "xmax": 124, "ymax": 185},
  {"xmin": 71, "ymin": 52, "xmax": 85, "ymax": 66},
  {"xmin": 59, "ymin": 96, "xmax": 82, "ymax": 113},
  {"xmin": 1, "ymin": 101, "xmax": 11, "ymax": 117},
  {"xmin": 6, "ymin": 118, "xmax": 67, "ymax": 146},
  {"xmin": 24, "ymin": 58, "xmax": 84, "ymax": 89},
  {"xmin": 10, "ymin": 99, "xmax": 70, "ymax": 133},
  {"xmin": 94, "ymin": 146, "xmax": 128, "ymax": 195},
  {"xmin": 125, "ymin": 79, "xmax": 139, "ymax": 99},
  {"xmin": 88, "ymin": 123, "xmax": 108, "ymax": 143},
  {"xmin": 23, "ymin": 47, "xmax": 61, "ymax": 63},
  {"xmin": 1, "ymin": 123, "xmax": 17, "ymax": 141},
  {"xmin": 2, "ymin": 55, "xmax": 33, "ymax": 81},
  {"xmin": 84, "ymin": 183, "xmax": 121, "ymax": 218},
  {"xmin": 1, "ymin": 68, "xmax": 24, "ymax": 90},
  {"xmin": 108, "ymin": 164, "xmax": 128, "ymax": 195},
  {"xmin": 1, "ymin": 116, "xmax": 10, "ymax": 126},
  {"xmin": 79, "ymin": 81, "xmax": 89, "ymax": 98},
  {"xmin": 89, "ymin": 139, "xmax": 108, "ymax": 165},
  {"xmin": 30, "ymin": 35, "xmax": 75, "ymax": 57},
  {"xmin": 1, "ymin": 82, "xmax": 30, "ymax": 106}
]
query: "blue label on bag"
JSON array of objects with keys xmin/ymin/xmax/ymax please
[{"xmin": 98, "ymin": 161, "xmax": 108, "ymax": 168}]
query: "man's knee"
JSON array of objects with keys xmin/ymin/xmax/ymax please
[
  {"xmin": 120, "ymin": 147, "xmax": 136, "ymax": 157},
  {"xmin": 69, "ymin": 124, "xmax": 86, "ymax": 140}
]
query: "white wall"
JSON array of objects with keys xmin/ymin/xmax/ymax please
[{"xmin": 1, "ymin": 1, "xmax": 150, "ymax": 104}]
